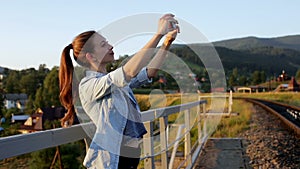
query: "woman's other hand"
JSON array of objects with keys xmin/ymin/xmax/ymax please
[
  {"xmin": 163, "ymin": 25, "xmax": 179, "ymax": 46},
  {"xmin": 157, "ymin": 13, "xmax": 179, "ymax": 36}
]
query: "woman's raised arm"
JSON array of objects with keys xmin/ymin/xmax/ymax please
[{"xmin": 123, "ymin": 14, "xmax": 178, "ymax": 80}]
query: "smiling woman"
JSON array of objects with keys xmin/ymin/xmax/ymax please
[{"xmin": 59, "ymin": 14, "xmax": 179, "ymax": 169}]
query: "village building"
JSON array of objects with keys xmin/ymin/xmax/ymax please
[
  {"xmin": 277, "ymin": 70, "xmax": 291, "ymax": 81},
  {"xmin": 3, "ymin": 93, "xmax": 28, "ymax": 112},
  {"xmin": 288, "ymin": 77, "xmax": 300, "ymax": 91},
  {"xmin": 18, "ymin": 106, "xmax": 79, "ymax": 134}
]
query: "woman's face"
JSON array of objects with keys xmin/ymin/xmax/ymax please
[{"xmin": 90, "ymin": 34, "xmax": 114, "ymax": 64}]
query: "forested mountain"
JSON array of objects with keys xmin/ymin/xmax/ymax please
[
  {"xmin": 213, "ymin": 35, "xmax": 300, "ymax": 51},
  {"xmin": 169, "ymin": 44, "xmax": 300, "ymax": 77},
  {"xmin": 215, "ymin": 46, "xmax": 300, "ymax": 75}
]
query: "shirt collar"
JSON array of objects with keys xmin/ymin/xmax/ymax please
[{"xmin": 85, "ymin": 70, "xmax": 106, "ymax": 78}]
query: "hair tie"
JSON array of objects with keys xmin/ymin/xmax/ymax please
[{"xmin": 67, "ymin": 43, "xmax": 73, "ymax": 49}]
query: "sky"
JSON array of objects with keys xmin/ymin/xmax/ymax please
[{"xmin": 0, "ymin": 0, "xmax": 300, "ymax": 70}]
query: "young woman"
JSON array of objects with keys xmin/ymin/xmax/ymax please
[{"xmin": 59, "ymin": 14, "xmax": 179, "ymax": 169}]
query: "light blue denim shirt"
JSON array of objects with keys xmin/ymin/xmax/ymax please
[{"xmin": 79, "ymin": 67, "xmax": 151, "ymax": 169}]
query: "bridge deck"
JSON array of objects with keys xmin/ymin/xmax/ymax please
[{"xmin": 193, "ymin": 138, "xmax": 251, "ymax": 169}]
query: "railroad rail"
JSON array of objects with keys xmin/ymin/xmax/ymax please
[{"xmin": 243, "ymin": 98, "xmax": 300, "ymax": 135}]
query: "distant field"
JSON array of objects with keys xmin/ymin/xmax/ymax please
[{"xmin": 135, "ymin": 93, "xmax": 201, "ymax": 111}]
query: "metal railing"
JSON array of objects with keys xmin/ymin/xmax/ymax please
[{"xmin": 0, "ymin": 99, "xmax": 209, "ymax": 169}]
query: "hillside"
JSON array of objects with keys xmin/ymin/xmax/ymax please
[
  {"xmin": 215, "ymin": 46, "xmax": 300, "ymax": 75},
  {"xmin": 169, "ymin": 43, "xmax": 300, "ymax": 76},
  {"xmin": 213, "ymin": 35, "xmax": 300, "ymax": 51}
]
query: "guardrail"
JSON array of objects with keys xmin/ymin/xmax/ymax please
[
  {"xmin": 141, "ymin": 99, "xmax": 208, "ymax": 169},
  {"xmin": 0, "ymin": 99, "xmax": 209, "ymax": 168}
]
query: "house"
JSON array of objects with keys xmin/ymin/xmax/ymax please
[
  {"xmin": 19, "ymin": 106, "xmax": 79, "ymax": 133},
  {"xmin": 277, "ymin": 70, "xmax": 291, "ymax": 82},
  {"xmin": 19, "ymin": 112, "xmax": 43, "ymax": 133},
  {"xmin": 211, "ymin": 87, "xmax": 225, "ymax": 92},
  {"xmin": 288, "ymin": 77, "xmax": 300, "ymax": 91},
  {"xmin": 3, "ymin": 93, "xmax": 28, "ymax": 112},
  {"xmin": 11, "ymin": 114, "xmax": 30, "ymax": 123},
  {"xmin": 236, "ymin": 86, "xmax": 268, "ymax": 93}
]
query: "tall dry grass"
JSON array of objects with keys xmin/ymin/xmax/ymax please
[
  {"xmin": 234, "ymin": 92, "xmax": 300, "ymax": 106},
  {"xmin": 212, "ymin": 99, "xmax": 253, "ymax": 137}
]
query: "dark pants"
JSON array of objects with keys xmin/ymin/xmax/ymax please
[{"xmin": 118, "ymin": 146, "xmax": 141, "ymax": 169}]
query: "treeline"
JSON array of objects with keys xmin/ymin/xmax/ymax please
[
  {"xmin": 0, "ymin": 64, "xmax": 86, "ymax": 168},
  {"xmin": 1, "ymin": 44, "xmax": 300, "ymax": 110},
  {"xmin": 0, "ymin": 44, "xmax": 300, "ymax": 114},
  {"xmin": 0, "ymin": 64, "xmax": 60, "ymax": 116},
  {"xmin": 1, "ymin": 45, "xmax": 300, "ymax": 106}
]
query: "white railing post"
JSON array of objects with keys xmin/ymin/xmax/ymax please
[
  {"xmin": 184, "ymin": 109, "xmax": 192, "ymax": 168},
  {"xmin": 197, "ymin": 96, "xmax": 202, "ymax": 145},
  {"xmin": 159, "ymin": 116, "xmax": 168, "ymax": 169},
  {"xmin": 169, "ymin": 124, "xmax": 184, "ymax": 169},
  {"xmin": 228, "ymin": 90, "xmax": 233, "ymax": 115},
  {"xmin": 143, "ymin": 121, "xmax": 155, "ymax": 169},
  {"xmin": 203, "ymin": 102, "xmax": 207, "ymax": 139}
]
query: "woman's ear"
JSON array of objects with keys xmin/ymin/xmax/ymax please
[
  {"xmin": 85, "ymin": 53, "xmax": 95, "ymax": 62},
  {"xmin": 85, "ymin": 53, "xmax": 93, "ymax": 61}
]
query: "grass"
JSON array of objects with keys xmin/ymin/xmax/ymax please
[
  {"xmin": 211, "ymin": 92, "xmax": 299, "ymax": 137},
  {"xmin": 212, "ymin": 99, "xmax": 252, "ymax": 137},
  {"xmin": 233, "ymin": 92, "xmax": 300, "ymax": 106},
  {"xmin": 136, "ymin": 93, "xmax": 251, "ymax": 138}
]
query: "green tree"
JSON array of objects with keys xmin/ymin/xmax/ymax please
[
  {"xmin": 232, "ymin": 68, "xmax": 239, "ymax": 79},
  {"xmin": 59, "ymin": 143, "xmax": 82, "ymax": 169},
  {"xmin": 37, "ymin": 64, "xmax": 50, "ymax": 87},
  {"xmin": 4, "ymin": 70, "xmax": 20, "ymax": 93},
  {"xmin": 35, "ymin": 67, "xmax": 60, "ymax": 108},
  {"xmin": 0, "ymin": 123, "xmax": 21, "ymax": 137},
  {"xmin": 34, "ymin": 87, "xmax": 44, "ymax": 108},
  {"xmin": 29, "ymin": 147, "xmax": 56, "ymax": 169},
  {"xmin": 239, "ymin": 75, "xmax": 248, "ymax": 86},
  {"xmin": 29, "ymin": 142, "xmax": 83, "ymax": 169},
  {"xmin": 24, "ymin": 95, "xmax": 35, "ymax": 114},
  {"xmin": 260, "ymin": 71, "xmax": 266, "ymax": 83},
  {"xmin": 228, "ymin": 68, "xmax": 239, "ymax": 87},
  {"xmin": 42, "ymin": 67, "xmax": 60, "ymax": 107},
  {"xmin": 251, "ymin": 70, "xmax": 261, "ymax": 85},
  {"xmin": 228, "ymin": 75, "xmax": 235, "ymax": 87},
  {"xmin": 19, "ymin": 73, "xmax": 37, "ymax": 98}
]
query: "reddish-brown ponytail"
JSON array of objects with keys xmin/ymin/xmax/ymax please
[
  {"xmin": 59, "ymin": 30, "xmax": 96, "ymax": 127},
  {"xmin": 59, "ymin": 44, "xmax": 75, "ymax": 126}
]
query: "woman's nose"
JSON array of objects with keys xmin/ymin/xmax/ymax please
[{"xmin": 108, "ymin": 44, "xmax": 113, "ymax": 50}]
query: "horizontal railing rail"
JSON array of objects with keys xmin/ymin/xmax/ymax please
[
  {"xmin": 0, "ymin": 122, "xmax": 93, "ymax": 160},
  {"xmin": 0, "ymin": 98, "xmax": 214, "ymax": 168}
]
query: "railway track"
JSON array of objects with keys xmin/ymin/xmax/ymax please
[{"xmin": 243, "ymin": 98, "xmax": 300, "ymax": 136}]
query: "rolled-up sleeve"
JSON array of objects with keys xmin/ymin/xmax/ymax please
[{"xmin": 129, "ymin": 67, "xmax": 152, "ymax": 89}]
